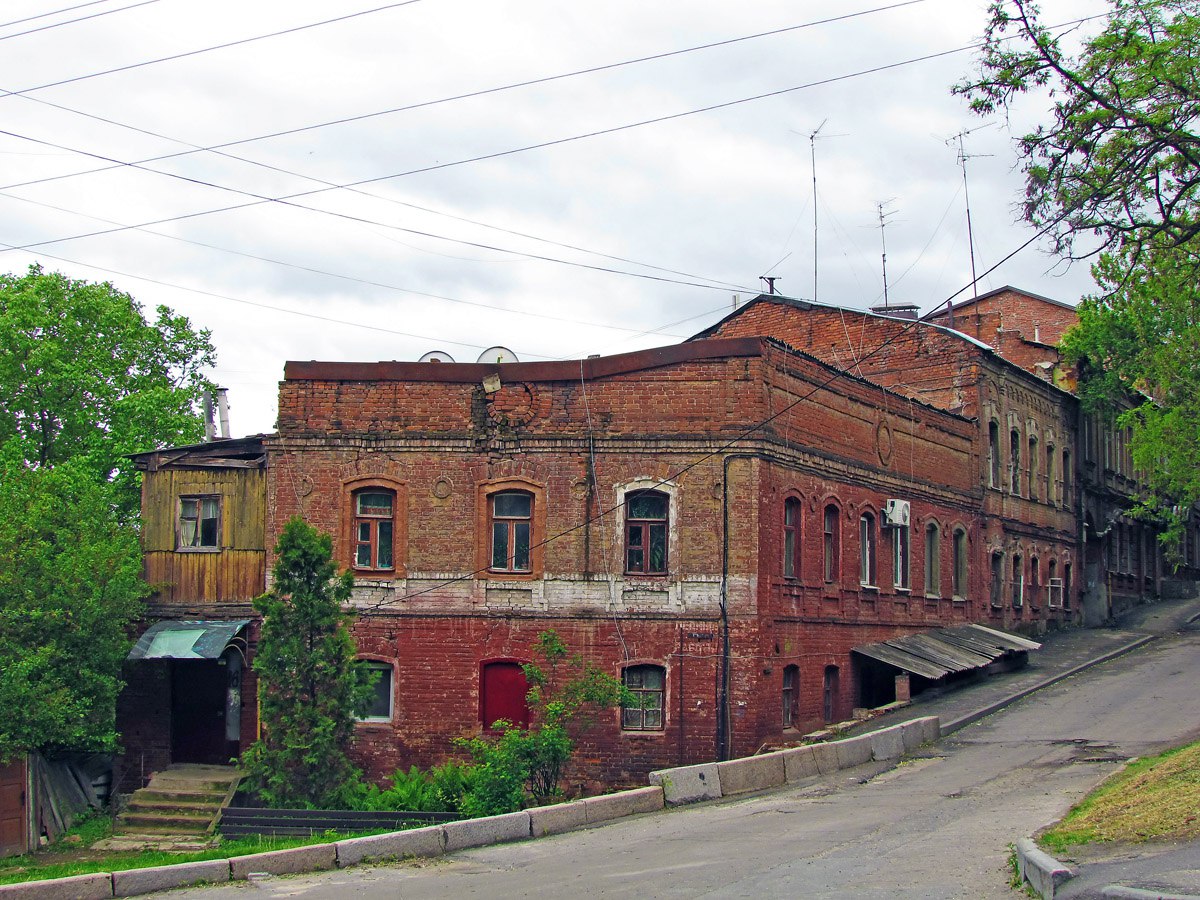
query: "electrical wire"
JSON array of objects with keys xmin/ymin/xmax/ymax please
[{"xmin": 0, "ymin": 0, "xmax": 163, "ymax": 41}]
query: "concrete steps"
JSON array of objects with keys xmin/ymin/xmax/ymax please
[{"xmin": 99, "ymin": 764, "xmax": 242, "ymax": 851}]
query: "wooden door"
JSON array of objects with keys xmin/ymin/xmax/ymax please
[
  {"xmin": 172, "ymin": 661, "xmax": 232, "ymax": 765},
  {"xmin": 0, "ymin": 758, "xmax": 27, "ymax": 857}
]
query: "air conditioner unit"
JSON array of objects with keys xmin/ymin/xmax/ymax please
[{"xmin": 883, "ymin": 499, "xmax": 910, "ymax": 527}]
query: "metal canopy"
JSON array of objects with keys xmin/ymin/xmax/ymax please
[
  {"xmin": 128, "ymin": 620, "xmax": 250, "ymax": 661},
  {"xmin": 853, "ymin": 624, "xmax": 1041, "ymax": 680}
]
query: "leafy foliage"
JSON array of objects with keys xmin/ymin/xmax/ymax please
[
  {"xmin": 0, "ymin": 455, "xmax": 147, "ymax": 758},
  {"xmin": 0, "ymin": 264, "xmax": 214, "ymax": 518},
  {"xmin": 345, "ymin": 762, "xmax": 474, "ymax": 814},
  {"xmin": 241, "ymin": 518, "xmax": 374, "ymax": 808},
  {"xmin": 454, "ymin": 631, "xmax": 632, "ymax": 814},
  {"xmin": 956, "ymin": 0, "xmax": 1200, "ymax": 264}
]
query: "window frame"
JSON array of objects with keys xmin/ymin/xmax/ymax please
[
  {"xmin": 621, "ymin": 664, "xmax": 666, "ymax": 732},
  {"xmin": 356, "ymin": 660, "xmax": 395, "ymax": 724},
  {"xmin": 859, "ymin": 512, "xmax": 878, "ymax": 588},
  {"xmin": 892, "ymin": 521, "xmax": 910, "ymax": 591},
  {"xmin": 624, "ymin": 489, "xmax": 670, "ymax": 576},
  {"xmin": 1028, "ymin": 434, "xmax": 1039, "ymax": 501},
  {"xmin": 1009, "ymin": 428, "xmax": 1022, "ymax": 495},
  {"xmin": 952, "ymin": 527, "xmax": 969, "ymax": 601},
  {"xmin": 823, "ymin": 504, "xmax": 841, "ymax": 583},
  {"xmin": 783, "ymin": 496, "xmax": 802, "ymax": 580},
  {"xmin": 924, "ymin": 522, "xmax": 941, "ymax": 598},
  {"xmin": 1011, "ymin": 553, "xmax": 1024, "ymax": 608},
  {"xmin": 782, "ymin": 665, "xmax": 799, "ymax": 729},
  {"xmin": 352, "ymin": 489, "xmax": 396, "ymax": 572},
  {"xmin": 477, "ymin": 478, "xmax": 546, "ymax": 579},
  {"xmin": 988, "ymin": 421, "xmax": 1001, "ymax": 488},
  {"xmin": 177, "ymin": 495, "xmax": 221, "ymax": 551},
  {"xmin": 342, "ymin": 476, "xmax": 406, "ymax": 578},
  {"xmin": 489, "ymin": 490, "xmax": 534, "ymax": 574}
]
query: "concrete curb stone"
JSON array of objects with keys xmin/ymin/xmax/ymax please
[
  {"xmin": 229, "ymin": 843, "xmax": 337, "ymax": 880},
  {"xmin": 870, "ymin": 725, "xmax": 905, "ymax": 761},
  {"xmin": 528, "ymin": 801, "xmax": 588, "ymax": 837},
  {"xmin": 809, "ymin": 742, "xmax": 840, "ymax": 775},
  {"xmin": 1099, "ymin": 886, "xmax": 1200, "ymax": 899},
  {"xmin": 335, "ymin": 824, "xmax": 445, "ymax": 867},
  {"xmin": 1015, "ymin": 837, "xmax": 1075, "ymax": 898},
  {"xmin": 442, "ymin": 811, "xmax": 530, "ymax": 852},
  {"xmin": 782, "ymin": 746, "xmax": 820, "ymax": 781},
  {"xmin": 715, "ymin": 752, "xmax": 786, "ymax": 795},
  {"xmin": 833, "ymin": 734, "xmax": 873, "ymax": 770},
  {"xmin": 0, "ymin": 873, "xmax": 113, "ymax": 900},
  {"xmin": 649, "ymin": 762, "xmax": 722, "ymax": 805},
  {"xmin": 582, "ymin": 787, "xmax": 663, "ymax": 823},
  {"xmin": 111, "ymin": 860, "xmax": 230, "ymax": 897}
]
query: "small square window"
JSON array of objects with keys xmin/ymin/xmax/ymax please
[
  {"xmin": 178, "ymin": 496, "xmax": 219, "ymax": 549},
  {"xmin": 358, "ymin": 662, "xmax": 393, "ymax": 722},
  {"xmin": 622, "ymin": 665, "xmax": 665, "ymax": 731}
]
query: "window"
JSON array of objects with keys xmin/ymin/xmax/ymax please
[
  {"xmin": 1046, "ymin": 444, "xmax": 1056, "ymax": 504},
  {"xmin": 352, "ymin": 490, "xmax": 395, "ymax": 570},
  {"xmin": 622, "ymin": 665, "xmax": 665, "ymax": 731},
  {"xmin": 783, "ymin": 497, "xmax": 802, "ymax": 579},
  {"xmin": 1030, "ymin": 556, "xmax": 1041, "ymax": 607},
  {"xmin": 859, "ymin": 513, "xmax": 877, "ymax": 587},
  {"xmin": 892, "ymin": 522, "xmax": 910, "ymax": 590},
  {"xmin": 178, "ymin": 496, "xmax": 220, "ymax": 549},
  {"xmin": 1063, "ymin": 563, "xmax": 1072, "ymax": 610},
  {"xmin": 823, "ymin": 665, "xmax": 840, "ymax": 723},
  {"xmin": 625, "ymin": 490, "xmax": 668, "ymax": 575},
  {"xmin": 924, "ymin": 523, "xmax": 941, "ymax": 597},
  {"xmin": 490, "ymin": 491, "xmax": 532, "ymax": 573},
  {"xmin": 988, "ymin": 421, "xmax": 1001, "ymax": 488},
  {"xmin": 1028, "ymin": 435, "xmax": 1039, "ymax": 500},
  {"xmin": 1009, "ymin": 428, "xmax": 1022, "ymax": 494},
  {"xmin": 953, "ymin": 528, "xmax": 969, "ymax": 600},
  {"xmin": 358, "ymin": 662, "xmax": 393, "ymax": 723},
  {"xmin": 990, "ymin": 551, "xmax": 1004, "ymax": 608},
  {"xmin": 1011, "ymin": 554, "xmax": 1024, "ymax": 608},
  {"xmin": 782, "ymin": 665, "xmax": 798, "ymax": 728},
  {"xmin": 823, "ymin": 504, "xmax": 840, "ymax": 583},
  {"xmin": 1062, "ymin": 449, "xmax": 1072, "ymax": 505},
  {"xmin": 1048, "ymin": 559, "xmax": 1062, "ymax": 608},
  {"xmin": 481, "ymin": 661, "xmax": 529, "ymax": 730}
]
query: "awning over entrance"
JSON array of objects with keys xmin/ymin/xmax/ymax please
[
  {"xmin": 128, "ymin": 620, "xmax": 250, "ymax": 661},
  {"xmin": 853, "ymin": 624, "xmax": 1041, "ymax": 681}
]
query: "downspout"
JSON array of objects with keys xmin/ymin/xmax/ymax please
[{"xmin": 719, "ymin": 452, "xmax": 760, "ymax": 762}]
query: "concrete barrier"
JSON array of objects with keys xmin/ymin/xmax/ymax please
[
  {"xmin": 0, "ymin": 874, "xmax": 112, "ymax": 900},
  {"xmin": 782, "ymin": 746, "xmax": 820, "ymax": 781},
  {"xmin": 582, "ymin": 787, "xmax": 663, "ymax": 824},
  {"xmin": 442, "ymin": 811, "xmax": 530, "ymax": 852},
  {"xmin": 1015, "ymin": 837, "xmax": 1075, "ymax": 898},
  {"xmin": 229, "ymin": 843, "xmax": 337, "ymax": 880},
  {"xmin": 832, "ymin": 734, "xmax": 873, "ymax": 769},
  {"xmin": 335, "ymin": 824, "xmax": 445, "ymax": 867},
  {"xmin": 919, "ymin": 716, "xmax": 941, "ymax": 744},
  {"xmin": 648, "ymin": 762, "xmax": 722, "ymax": 805},
  {"xmin": 716, "ymin": 752, "xmax": 786, "ymax": 795},
  {"xmin": 809, "ymin": 742, "xmax": 841, "ymax": 775},
  {"xmin": 528, "ymin": 801, "xmax": 588, "ymax": 837},
  {"xmin": 870, "ymin": 724, "xmax": 906, "ymax": 762},
  {"xmin": 111, "ymin": 859, "xmax": 229, "ymax": 897}
]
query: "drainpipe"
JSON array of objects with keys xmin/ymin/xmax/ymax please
[{"xmin": 719, "ymin": 452, "xmax": 760, "ymax": 762}]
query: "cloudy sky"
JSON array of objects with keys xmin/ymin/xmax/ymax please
[{"xmin": 1, "ymin": 0, "xmax": 1106, "ymax": 435}]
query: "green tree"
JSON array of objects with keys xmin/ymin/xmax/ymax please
[
  {"xmin": 957, "ymin": 0, "xmax": 1200, "ymax": 529},
  {"xmin": 456, "ymin": 631, "xmax": 631, "ymax": 815},
  {"xmin": 0, "ymin": 453, "xmax": 147, "ymax": 759},
  {"xmin": 241, "ymin": 517, "xmax": 374, "ymax": 808},
  {"xmin": 0, "ymin": 264, "xmax": 215, "ymax": 517}
]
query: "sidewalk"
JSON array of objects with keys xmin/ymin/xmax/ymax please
[{"xmin": 847, "ymin": 593, "xmax": 1200, "ymax": 900}]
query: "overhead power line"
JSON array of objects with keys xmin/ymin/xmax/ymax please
[{"xmin": 0, "ymin": 0, "xmax": 163, "ymax": 41}]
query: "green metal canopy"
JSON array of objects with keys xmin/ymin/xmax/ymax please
[{"xmin": 127, "ymin": 619, "xmax": 250, "ymax": 661}]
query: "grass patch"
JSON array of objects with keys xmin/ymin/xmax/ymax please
[
  {"xmin": 0, "ymin": 817, "xmax": 386, "ymax": 886},
  {"xmin": 1040, "ymin": 739, "xmax": 1200, "ymax": 853}
]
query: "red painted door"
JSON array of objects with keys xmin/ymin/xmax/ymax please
[
  {"xmin": 0, "ymin": 759, "xmax": 27, "ymax": 857},
  {"xmin": 481, "ymin": 662, "xmax": 530, "ymax": 730}
]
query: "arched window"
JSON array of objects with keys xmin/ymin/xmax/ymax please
[
  {"xmin": 625, "ymin": 490, "xmax": 669, "ymax": 575},
  {"xmin": 1062, "ymin": 449, "xmax": 1072, "ymax": 505},
  {"xmin": 924, "ymin": 523, "xmax": 941, "ymax": 597},
  {"xmin": 1030, "ymin": 556, "xmax": 1041, "ymax": 607},
  {"xmin": 823, "ymin": 504, "xmax": 841, "ymax": 583},
  {"xmin": 953, "ymin": 528, "xmax": 969, "ymax": 600},
  {"xmin": 782, "ymin": 665, "xmax": 799, "ymax": 728},
  {"xmin": 988, "ymin": 421, "xmax": 1001, "ymax": 488},
  {"xmin": 1010, "ymin": 428, "xmax": 1022, "ymax": 494},
  {"xmin": 353, "ymin": 489, "xmax": 395, "ymax": 571},
  {"xmin": 892, "ymin": 520, "xmax": 910, "ymax": 591},
  {"xmin": 783, "ymin": 497, "xmax": 802, "ymax": 579},
  {"xmin": 622, "ymin": 665, "xmax": 665, "ymax": 731},
  {"xmin": 859, "ymin": 513, "xmax": 877, "ymax": 587},
  {"xmin": 1028, "ymin": 435, "xmax": 1039, "ymax": 500},
  {"xmin": 990, "ymin": 551, "xmax": 1004, "ymax": 608},
  {"xmin": 1011, "ymin": 554, "xmax": 1024, "ymax": 608},
  {"xmin": 490, "ymin": 490, "xmax": 533, "ymax": 573}
]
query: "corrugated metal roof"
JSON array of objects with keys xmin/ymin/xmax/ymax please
[{"xmin": 853, "ymin": 624, "xmax": 1041, "ymax": 680}]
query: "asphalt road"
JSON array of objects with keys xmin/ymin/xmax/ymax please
[{"xmin": 172, "ymin": 630, "xmax": 1200, "ymax": 900}]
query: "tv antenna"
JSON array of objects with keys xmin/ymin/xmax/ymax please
[
  {"xmin": 876, "ymin": 200, "xmax": 898, "ymax": 308},
  {"xmin": 793, "ymin": 119, "xmax": 844, "ymax": 302},
  {"xmin": 946, "ymin": 125, "xmax": 994, "ymax": 301}
]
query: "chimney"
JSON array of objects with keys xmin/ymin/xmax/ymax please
[{"xmin": 869, "ymin": 301, "xmax": 920, "ymax": 320}]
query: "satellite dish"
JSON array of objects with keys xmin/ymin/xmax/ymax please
[
  {"xmin": 476, "ymin": 346, "xmax": 519, "ymax": 364},
  {"xmin": 418, "ymin": 350, "xmax": 456, "ymax": 363}
]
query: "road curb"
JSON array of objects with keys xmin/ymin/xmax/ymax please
[
  {"xmin": 1015, "ymin": 838, "xmax": 1075, "ymax": 898},
  {"xmin": 1099, "ymin": 886, "xmax": 1200, "ymax": 899},
  {"xmin": 942, "ymin": 634, "xmax": 1156, "ymax": 734}
]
